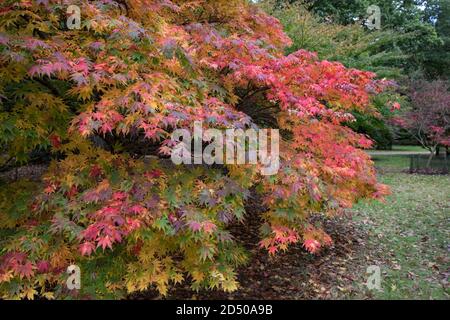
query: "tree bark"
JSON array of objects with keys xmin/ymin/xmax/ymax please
[{"xmin": 426, "ymin": 150, "xmax": 435, "ymax": 168}]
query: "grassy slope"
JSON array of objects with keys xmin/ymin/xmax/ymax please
[{"xmin": 351, "ymin": 155, "xmax": 450, "ymax": 299}]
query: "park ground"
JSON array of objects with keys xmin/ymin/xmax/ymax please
[
  {"xmin": 137, "ymin": 146, "xmax": 449, "ymax": 300},
  {"xmin": 350, "ymin": 152, "xmax": 449, "ymax": 299}
]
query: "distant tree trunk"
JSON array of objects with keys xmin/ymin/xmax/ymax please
[
  {"xmin": 426, "ymin": 147, "xmax": 436, "ymax": 168},
  {"xmin": 436, "ymin": 146, "xmax": 440, "ymax": 156}
]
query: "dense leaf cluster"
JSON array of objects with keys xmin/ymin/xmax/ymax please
[{"xmin": 0, "ymin": 0, "xmax": 390, "ymax": 299}]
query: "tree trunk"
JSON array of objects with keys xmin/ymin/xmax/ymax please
[{"xmin": 426, "ymin": 151, "xmax": 434, "ymax": 168}]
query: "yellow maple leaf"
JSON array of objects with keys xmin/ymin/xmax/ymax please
[{"xmin": 22, "ymin": 287, "xmax": 37, "ymax": 300}]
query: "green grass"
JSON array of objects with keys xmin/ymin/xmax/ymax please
[
  {"xmin": 391, "ymin": 145, "xmax": 427, "ymax": 152},
  {"xmin": 351, "ymin": 156, "xmax": 450, "ymax": 299},
  {"xmin": 371, "ymin": 155, "xmax": 410, "ymax": 171}
]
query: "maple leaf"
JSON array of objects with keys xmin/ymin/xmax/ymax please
[
  {"xmin": 199, "ymin": 244, "xmax": 216, "ymax": 261},
  {"xmin": 125, "ymin": 218, "xmax": 141, "ymax": 232},
  {"xmin": 187, "ymin": 221, "xmax": 202, "ymax": 232},
  {"xmin": 80, "ymin": 242, "xmax": 96, "ymax": 256},
  {"xmin": 23, "ymin": 287, "xmax": 38, "ymax": 300},
  {"xmin": 217, "ymin": 210, "xmax": 233, "ymax": 224},
  {"xmin": 202, "ymin": 221, "xmax": 217, "ymax": 234},
  {"xmin": 24, "ymin": 38, "xmax": 50, "ymax": 51},
  {"xmin": 158, "ymin": 145, "xmax": 172, "ymax": 156},
  {"xmin": 36, "ymin": 260, "xmax": 50, "ymax": 274},
  {"xmin": 100, "ymin": 122, "xmax": 114, "ymax": 135},
  {"xmin": 129, "ymin": 205, "xmax": 145, "ymax": 215},
  {"xmin": 44, "ymin": 183, "xmax": 58, "ymax": 194},
  {"xmin": 0, "ymin": 270, "xmax": 14, "ymax": 283},
  {"xmin": 82, "ymin": 225, "xmax": 100, "ymax": 241},
  {"xmin": 102, "ymin": 206, "xmax": 120, "ymax": 216},
  {"xmin": 90, "ymin": 165, "xmax": 102, "ymax": 178},
  {"xmin": 97, "ymin": 236, "xmax": 114, "ymax": 251},
  {"xmin": 268, "ymin": 246, "xmax": 278, "ymax": 255},
  {"xmin": 83, "ymin": 191, "xmax": 101, "ymax": 203},
  {"xmin": 144, "ymin": 169, "xmax": 164, "ymax": 179},
  {"xmin": 0, "ymin": 33, "xmax": 8, "ymax": 45},
  {"xmin": 390, "ymin": 102, "xmax": 401, "ymax": 112},
  {"xmin": 172, "ymin": 273, "xmax": 184, "ymax": 284},
  {"xmin": 16, "ymin": 261, "xmax": 35, "ymax": 279},
  {"xmin": 112, "ymin": 192, "xmax": 127, "ymax": 201},
  {"xmin": 198, "ymin": 189, "xmax": 217, "ymax": 207},
  {"xmin": 49, "ymin": 134, "xmax": 62, "ymax": 149},
  {"xmin": 322, "ymin": 233, "xmax": 333, "ymax": 247},
  {"xmin": 303, "ymin": 239, "xmax": 321, "ymax": 254}
]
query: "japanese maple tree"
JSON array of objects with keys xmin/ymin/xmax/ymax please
[
  {"xmin": 393, "ymin": 79, "xmax": 450, "ymax": 165},
  {"xmin": 0, "ymin": 0, "xmax": 391, "ymax": 299}
]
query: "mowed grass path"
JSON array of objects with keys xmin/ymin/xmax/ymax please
[{"xmin": 351, "ymin": 155, "xmax": 449, "ymax": 299}]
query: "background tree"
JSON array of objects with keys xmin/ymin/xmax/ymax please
[
  {"xmin": 261, "ymin": 0, "xmax": 409, "ymax": 78},
  {"xmin": 261, "ymin": 0, "xmax": 450, "ymax": 149},
  {"xmin": 425, "ymin": 0, "xmax": 450, "ymax": 79},
  {"xmin": 260, "ymin": 0, "xmax": 407, "ymax": 148},
  {"xmin": 393, "ymin": 80, "xmax": 450, "ymax": 165},
  {"xmin": 271, "ymin": 0, "xmax": 445, "ymax": 78}
]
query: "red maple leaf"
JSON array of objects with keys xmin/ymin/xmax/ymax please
[
  {"xmin": 112, "ymin": 192, "xmax": 127, "ymax": 201},
  {"xmin": 126, "ymin": 218, "xmax": 142, "ymax": 232},
  {"xmin": 80, "ymin": 241, "xmax": 96, "ymax": 256},
  {"xmin": 49, "ymin": 134, "xmax": 62, "ymax": 149},
  {"xmin": 97, "ymin": 235, "xmax": 113, "ymax": 251},
  {"xmin": 303, "ymin": 239, "xmax": 321, "ymax": 254},
  {"xmin": 89, "ymin": 165, "xmax": 102, "ymax": 178},
  {"xmin": 36, "ymin": 260, "xmax": 50, "ymax": 274},
  {"xmin": 129, "ymin": 205, "xmax": 144, "ymax": 214},
  {"xmin": 202, "ymin": 221, "xmax": 217, "ymax": 234},
  {"xmin": 144, "ymin": 169, "xmax": 164, "ymax": 180},
  {"xmin": 15, "ymin": 261, "xmax": 35, "ymax": 279},
  {"xmin": 268, "ymin": 246, "xmax": 278, "ymax": 255},
  {"xmin": 188, "ymin": 221, "xmax": 202, "ymax": 232}
]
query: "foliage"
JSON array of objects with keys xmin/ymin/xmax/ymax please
[
  {"xmin": 0, "ymin": 0, "xmax": 390, "ymax": 299},
  {"xmin": 272, "ymin": 0, "xmax": 445, "ymax": 78},
  {"xmin": 260, "ymin": 0, "xmax": 407, "ymax": 149},
  {"xmin": 426, "ymin": 0, "xmax": 450, "ymax": 80},
  {"xmin": 260, "ymin": 0, "xmax": 407, "ymax": 79}
]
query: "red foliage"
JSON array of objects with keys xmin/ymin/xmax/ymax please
[
  {"xmin": 0, "ymin": 0, "xmax": 393, "ymax": 298},
  {"xmin": 393, "ymin": 80, "xmax": 450, "ymax": 150}
]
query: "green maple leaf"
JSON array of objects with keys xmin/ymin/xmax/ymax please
[{"xmin": 199, "ymin": 244, "xmax": 216, "ymax": 261}]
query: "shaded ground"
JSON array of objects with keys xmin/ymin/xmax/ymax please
[
  {"xmin": 132, "ymin": 196, "xmax": 373, "ymax": 300},
  {"xmin": 0, "ymin": 164, "xmax": 48, "ymax": 181}
]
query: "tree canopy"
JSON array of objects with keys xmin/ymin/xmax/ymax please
[{"xmin": 0, "ymin": 0, "xmax": 393, "ymax": 299}]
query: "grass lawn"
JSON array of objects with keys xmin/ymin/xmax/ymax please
[
  {"xmin": 350, "ymin": 155, "xmax": 450, "ymax": 299},
  {"xmin": 390, "ymin": 145, "xmax": 428, "ymax": 152},
  {"xmin": 370, "ymin": 154, "xmax": 411, "ymax": 171}
]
